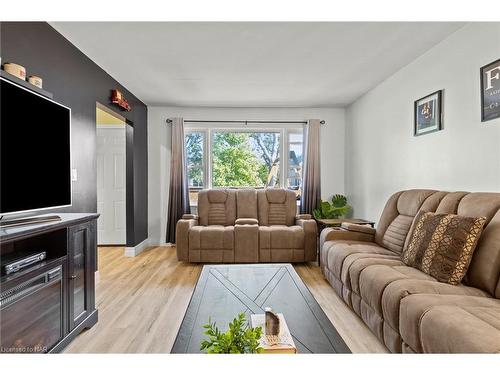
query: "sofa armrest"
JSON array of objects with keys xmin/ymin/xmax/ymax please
[
  {"xmin": 296, "ymin": 214, "xmax": 312, "ymax": 220},
  {"xmin": 319, "ymin": 227, "xmax": 374, "ymax": 251},
  {"xmin": 235, "ymin": 218, "xmax": 259, "ymax": 225},
  {"xmin": 182, "ymin": 214, "xmax": 198, "ymax": 220},
  {"xmin": 340, "ymin": 222, "xmax": 376, "ymax": 235},
  {"xmin": 176, "ymin": 217, "xmax": 198, "ymax": 261},
  {"xmin": 296, "ymin": 218, "xmax": 318, "ymax": 261}
]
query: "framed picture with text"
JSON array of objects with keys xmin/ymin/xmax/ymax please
[
  {"xmin": 480, "ymin": 58, "xmax": 500, "ymax": 122},
  {"xmin": 414, "ymin": 90, "xmax": 443, "ymax": 136}
]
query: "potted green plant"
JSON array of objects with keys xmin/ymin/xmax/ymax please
[
  {"xmin": 313, "ymin": 194, "xmax": 351, "ymax": 219},
  {"xmin": 200, "ymin": 313, "xmax": 263, "ymax": 353}
]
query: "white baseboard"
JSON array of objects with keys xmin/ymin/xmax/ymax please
[
  {"xmin": 148, "ymin": 238, "xmax": 174, "ymax": 247},
  {"xmin": 148, "ymin": 238, "xmax": 161, "ymax": 247},
  {"xmin": 124, "ymin": 238, "xmax": 151, "ymax": 257},
  {"xmin": 95, "ymin": 270, "xmax": 100, "ymax": 285}
]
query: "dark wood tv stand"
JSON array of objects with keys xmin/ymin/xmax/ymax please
[
  {"xmin": 0, "ymin": 213, "xmax": 99, "ymax": 353},
  {"xmin": 0, "ymin": 214, "xmax": 62, "ymax": 228}
]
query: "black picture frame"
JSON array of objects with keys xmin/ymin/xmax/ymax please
[
  {"xmin": 480, "ymin": 58, "xmax": 500, "ymax": 122},
  {"xmin": 414, "ymin": 90, "xmax": 443, "ymax": 136}
]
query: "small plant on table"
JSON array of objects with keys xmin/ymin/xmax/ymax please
[
  {"xmin": 200, "ymin": 312, "xmax": 263, "ymax": 353},
  {"xmin": 313, "ymin": 194, "xmax": 351, "ymax": 219}
]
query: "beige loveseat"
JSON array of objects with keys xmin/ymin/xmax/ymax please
[
  {"xmin": 176, "ymin": 188, "xmax": 317, "ymax": 263},
  {"xmin": 320, "ymin": 190, "xmax": 500, "ymax": 353}
]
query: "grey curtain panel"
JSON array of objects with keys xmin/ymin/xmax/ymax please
[
  {"xmin": 300, "ymin": 119, "xmax": 321, "ymax": 214},
  {"xmin": 166, "ymin": 117, "xmax": 191, "ymax": 244}
]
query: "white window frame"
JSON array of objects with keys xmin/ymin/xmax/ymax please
[
  {"xmin": 185, "ymin": 129, "xmax": 209, "ymax": 189},
  {"xmin": 285, "ymin": 128, "xmax": 304, "ymax": 190},
  {"xmin": 185, "ymin": 124, "xmax": 303, "ymax": 191}
]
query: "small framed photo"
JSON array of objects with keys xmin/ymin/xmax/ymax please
[
  {"xmin": 480, "ymin": 58, "xmax": 500, "ymax": 122},
  {"xmin": 414, "ymin": 90, "xmax": 443, "ymax": 136}
]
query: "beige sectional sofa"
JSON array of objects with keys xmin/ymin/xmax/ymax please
[
  {"xmin": 320, "ymin": 189, "xmax": 500, "ymax": 353},
  {"xmin": 176, "ymin": 188, "xmax": 317, "ymax": 263}
]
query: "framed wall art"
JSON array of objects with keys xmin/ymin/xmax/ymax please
[
  {"xmin": 480, "ymin": 58, "xmax": 500, "ymax": 122},
  {"xmin": 414, "ymin": 90, "xmax": 443, "ymax": 136}
]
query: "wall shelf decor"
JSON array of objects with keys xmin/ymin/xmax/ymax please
[
  {"xmin": 111, "ymin": 89, "xmax": 131, "ymax": 111},
  {"xmin": 0, "ymin": 70, "xmax": 53, "ymax": 99}
]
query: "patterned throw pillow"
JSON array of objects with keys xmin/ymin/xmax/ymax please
[{"xmin": 402, "ymin": 211, "xmax": 486, "ymax": 285}]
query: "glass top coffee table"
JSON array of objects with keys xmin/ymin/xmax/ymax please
[{"xmin": 171, "ymin": 264, "xmax": 350, "ymax": 354}]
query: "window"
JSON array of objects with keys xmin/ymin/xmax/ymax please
[
  {"xmin": 212, "ymin": 131, "xmax": 281, "ymax": 188},
  {"xmin": 185, "ymin": 131, "xmax": 205, "ymax": 188},
  {"xmin": 184, "ymin": 127, "xmax": 302, "ymax": 205}
]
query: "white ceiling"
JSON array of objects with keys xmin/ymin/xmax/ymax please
[{"xmin": 51, "ymin": 22, "xmax": 464, "ymax": 107}]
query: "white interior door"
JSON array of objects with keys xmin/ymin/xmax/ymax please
[{"xmin": 96, "ymin": 127, "xmax": 126, "ymax": 245}]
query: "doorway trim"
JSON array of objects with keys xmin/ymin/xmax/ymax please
[
  {"xmin": 96, "ymin": 102, "xmax": 137, "ymax": 253},
  {"xmin": 96, "ymin": 102, "xmax": 127, "ymax": 123},
  {"xmin": 124, "ymin": 118, "xmax": 135, "ymax": 250}
]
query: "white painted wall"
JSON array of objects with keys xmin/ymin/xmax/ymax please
[
  {"xmin": 148, "ymin": 106, "xmax": 346, "ymax": 244},
  {"xmin": 345, "ymin": 23, "xmax": 500, "ymax": 223}
]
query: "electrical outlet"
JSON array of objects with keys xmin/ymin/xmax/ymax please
[{"xmin": 71, "ymin": 168, "xmax": 78, "ymax": 182}]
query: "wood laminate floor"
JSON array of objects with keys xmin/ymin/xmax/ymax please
[{"xmin": 65, "ymin": 246, "xmax": 388, "ymax": 353}]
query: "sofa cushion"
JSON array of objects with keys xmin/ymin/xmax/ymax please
[
  {"xmin": 375, "ymin": 190, "xmax": 446, "ymax": 254},
  {"xmin": 236, "ymin": 189, "xmax": 258, "ymax": 219},
  {"xmin": 321, "ymin": 240, "xmax": 402, "ymax": 314},
  {"xmin": 207, "ymin": 203, "xmax": 228, "ymax": 226},
  {"xmin": 435, "ymin": 191, "xmax": 469, "ymax": 214},
  {"xmin": 207, "ymin": 189, "xmax": 229, "ymax": 203},
  {"xmin": 198, "ymin": 189, "xmax": 237, "ymax": 226},
  {"xmin": 343, "ymin": 256, "xmax": 404, "ymax": 297},
  {"xmin": 188, "ymin": 225, "xmax": 234, "ymax": 250},
  {"xmin": 399, "ymin": 294, "xmax": 496, "ymax": 352},
  {"xmin": 402, "ymin": 211, "xmax": 486, "ymax": 285},
  {"xmin": 257, "ymin": 189, "xmax": 297, "ymax": 226},
  {"xmin": 323, "ymin": 241, "xmax": 398, "ymax": 280},
  {"xmin": 419, "ymin": 304, "xmax": 500, "ymax": 353},
  {"xmin": 358, "ymin": 264, "xmax": 489, "ymax": 335},
  {"xmin": 259, "ymin": 225, "xmax": 304, "ymax": 250},
  {"xmin": 381, "ymin": 215, "xmax": 414, "ymax": 253},
  {"xmin": 359, "ymin": 265, "xmax": 435, "ymax": 319},
  {"xmin": 457, "ymin": 193, "xmax": 500, "ymax": 297},
  {"xmin": 268, "ymin": 203, "xmax": 288, "ymax": 226},
  {"xmin": 265, "ymin": 189, "xmax": 287, "ymax": 203},
  {"xmin": 259, "ymin": 224, "xmax": 305, "ymax": 262},
  {"xmin": 397, "ymin": 190, "xmax": 440, "ymax": 217}
]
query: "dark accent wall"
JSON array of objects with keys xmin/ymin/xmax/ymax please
[{"xmin": 0, "ymin": 22, "xmax": 148, "ymax": 247}]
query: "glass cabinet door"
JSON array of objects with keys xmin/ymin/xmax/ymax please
[{"xmin": 68, "ymin": 222, "xmax": 95, "ymax": 330}]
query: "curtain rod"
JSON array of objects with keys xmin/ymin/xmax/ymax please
[{"xmin": 165, "ymin": 119, "xmax": 325, "ymax": 125}]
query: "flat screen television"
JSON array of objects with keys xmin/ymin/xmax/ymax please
[{"xmin": 0, "ymin": 77, "xmax": 71, "ymax": 216}]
